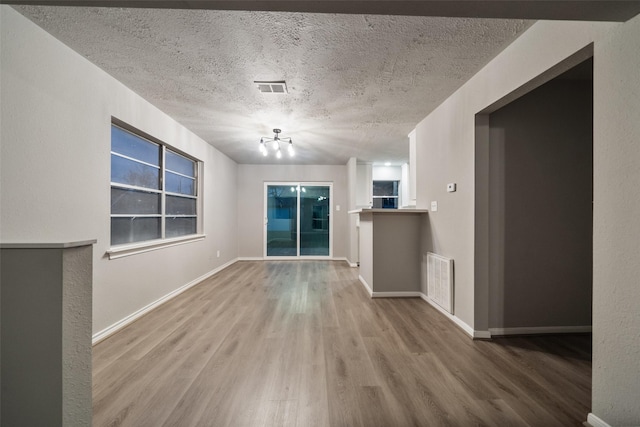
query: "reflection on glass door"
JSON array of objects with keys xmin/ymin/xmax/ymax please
[
  {"xmin": 265, "ymin": 183, "xmax": 331, "ymax": 257},
  {"xmin": 300, "ymin": 186, "xmax": 330, "ymax": 256},
  {"xmin": 266, "ymin": 185, "xmax": 298, "ymax": 256}
]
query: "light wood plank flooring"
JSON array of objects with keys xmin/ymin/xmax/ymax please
[{"xmin": 93, "ymin": 261, "xmax": 591, "ymax": 426}]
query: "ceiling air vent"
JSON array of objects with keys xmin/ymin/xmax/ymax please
[{"xmin": 254, "ymin": 81, "xmax": 288, "ymax": 94}]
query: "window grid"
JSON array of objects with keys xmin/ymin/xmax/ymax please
[
  {"xmin": 160, "ymin": 147, "xmax": 166, "ymax": 239},
  {"xmin": 372, "ymin": 180, "xmax": 399, "ymax": 209},
  {"xmin": 110, "ymin": 151, "xmax": 162, "ymax": 170},
  {"xmin": 110, "ymin": 123, "xmax": 198, "ymax": 246}
]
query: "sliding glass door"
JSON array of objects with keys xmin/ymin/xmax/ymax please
[
  {"xmin": 265, "ymin": 183, "xmax": 332, "ymax": 258},
  {"xmin": 265, "ymin": 185, "xmax": 298, "ymax": 256}
]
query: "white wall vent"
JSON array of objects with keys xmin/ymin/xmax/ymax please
[
  {"xmin": 254, "ymin": 81, "xmax": 288, "ymax": 94},
  {"xmin": 426, "ymin": 252, "xmax": 454, "ymax": 314}
]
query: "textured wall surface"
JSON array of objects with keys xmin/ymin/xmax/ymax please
[
  {"xmin": 62, "ymin": 245, "xmax": 93, "ymax": 426},
  {"xmin": 1, "ymin": 249, "xmax": 63, "ymax": 425},
  {"xmin": 416, "ymin": 15, "xmax": 640, "ymax": 426},
  {"xmin": 415, "ymin": 19, "xmax": 615, "ymax": 330},
  {"xmin": 592, "ymin": 13, "xmax": 640, "ymax": 425},
  {"xmin": 1, "ymin": 243, "xmax": 92, "ymax": 426},
  {"xmin": 0, "ymin": 6, "xmax": 239, "ymax": 335}
]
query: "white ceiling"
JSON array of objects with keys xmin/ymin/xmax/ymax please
[{"xmin": 15, "ymin": 5, "xmax": 532, "ymax": 165}]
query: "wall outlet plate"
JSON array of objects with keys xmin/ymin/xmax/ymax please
[{"xmin": 430, "ymin": 201, "xmax": 438, "ymax": 211}]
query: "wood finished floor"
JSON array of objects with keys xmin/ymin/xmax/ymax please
[{"xmin": 93, "ymin": 261, "xmax": 591, "ymax": 427}]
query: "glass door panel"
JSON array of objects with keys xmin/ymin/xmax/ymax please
[
  {"xmin": 266, "ymin": 185, "xmax": 298, "ymax": 256},
  {"xmin": 300, "ymin": 185, "xmax": 330, "ymax": 256}
]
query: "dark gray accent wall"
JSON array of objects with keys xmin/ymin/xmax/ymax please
[
  {"xmin": 372, "ymin": 213, "xmax": 423, "ymax": 293},
  {"xmin": 488, "ymin": 74, "xmax": 593, "ymax": 329}
]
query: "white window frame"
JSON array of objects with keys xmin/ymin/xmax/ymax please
[
  {"xmin": 372, "ymin": 180, "xmax": 400, "ymax": 208},
  {"xmin": 107, "ymin": 120, "xmax": 204, "ymax": 259}
]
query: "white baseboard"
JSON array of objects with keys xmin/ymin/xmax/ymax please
[
  {"xmin": 418, "ymin": 292, "xmax": 480, "ymax": 338},
  {"xmin": 232, "ymin": 257, "xmax": 359, "ymax": 267},
  {"xmin": 473, "ymin": 330, "xmax": 493, "ymax": 339},
  {"xmin": 371, "ymin": 291, "xmax": 421, "ymax": 298},
  {"xmin": 333, "ymin": 257, "xmax": 357, "ymax": 267},
  {"xmin": 359, "ymin": 287, "xmax": 482, "ymax": 340},
  {"xmin": 587, "ymin": 413, "xmax": 612, "ymax": 427},
  {"xmin": 341, "ymin": 257, "xmax": 358, "ymax": 267},
  {"xmin": 92, "ymin": 258, "xmax": 239, "ymax": 345},
  {"xmin": 236, "ymin": 257, "xmax": 356, "ymax": 266},
  {"xmin": 358, "ymin": 275, "xmax": 373, "ymax": 297},
  {"xmin": 489, "ymin": 325, "xmax": 592, "ymax": 336}
]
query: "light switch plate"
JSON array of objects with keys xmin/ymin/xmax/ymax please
[
  {"xmin": 430, "ymin": 201, "xmax": 438, "ymax": 212},
  {"xmin": 336, "ymin": 205, "xmax": 341, "ymax": 211},
  {"xmin": 447, "ymin": 183, "xmax": 456, "ymax": 192}
]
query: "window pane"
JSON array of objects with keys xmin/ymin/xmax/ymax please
[
  {"xmin": 372, "ymin": 197, "xmax": 398, "ymax": 209},
  {"xmin": 111, "ymin": 154, "xmax": 161, "ymax": 189},
  {"xmin": 111, "ymin": 126, "xmax": 160, "ymax": 166},
  {"xmin": 111, "ymin": 217, "xmax": 161, "ymax": 245},
  {"xmin": 266, "ymin": 185, "xmax": 297, "ymax": 256},
  {"xmin": 373, "ymin": 181, "xmax": 398, "ymax": 197},
  {"xmin": 166, "ymin": 171, "xmax": 195, "ymax": 195},
  {"xmin": 166, "ymin": 150, "xmax": 195, "ymax": 177},
  {"xmin": 111, "ymin": 188, "xmax": 160, "ymax": 215},
  {"xmin": 110, "ymin": 122, "xmax": 200, "ymax": 248},
  {"xmin": 300, "ymin": 186, "xmax": 330, "ymax": 256},
  {"xmin": 166, "ymin": 217, "xmax": 197, "ymax": 238},
  {"xmin": 166, "ymin": 195, "xmax": 196, "ymax": 215}
]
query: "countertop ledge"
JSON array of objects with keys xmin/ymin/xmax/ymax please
[
  {"xmin": 1, "ymin": 240, "xmax": 97, "ymax": 249},
  {"xmin": 348, "ymin": 208, "xmax": 429, "ymax": 214}
]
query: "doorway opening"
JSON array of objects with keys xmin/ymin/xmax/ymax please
[{"xmin": 475, "ymin": 49, "xmax": 594, "ymax": 336}]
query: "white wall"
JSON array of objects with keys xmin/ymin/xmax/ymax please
[
  {"xmin": 372, "ymin": 165, "xmax": 402, "ymax": 181},
  {"xmin": 346, "ymin": 157, "xmax": 358, "ymax": 265},
  {"xmin": 236, "ymin": 164, "xmax": 348, "ymax": 259},
  {"xmin": 415, "ymin": 15, "xmax": 640, "ymax": 426},
  {"xmin": 416, "ymin": 19, "xmax": 614, "ymax": 329},
  {"xmin": 0, "ymin": 6, "xmax": 239, "ymax": 336}
]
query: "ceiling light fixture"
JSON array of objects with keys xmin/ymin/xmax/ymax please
[{"xmin": 259, "ymin": 128, "xmax": 294, "ymax": 158}]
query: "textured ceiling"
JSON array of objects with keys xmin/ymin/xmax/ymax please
[{"xmin": 15, "ymin": 6, "xmax": 531, "ymax": 165}]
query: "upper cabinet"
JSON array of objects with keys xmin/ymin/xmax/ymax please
[{"xmin": 356, "ymin": 163, "xmax": 373, "ymax": 207}]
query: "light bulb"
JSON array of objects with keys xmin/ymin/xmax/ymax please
[
  {"xmin": 288, "ymin": 142, "xmax": 294, "ymax": 157},
  {"xmin": 276, "ymin": 149, "xmax": 282, "ymax": 159}
]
